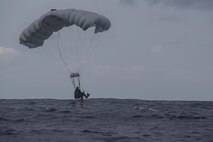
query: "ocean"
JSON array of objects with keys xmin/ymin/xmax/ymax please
[{"xmin": 0, "ymin": 98, "xmax": 212, "ymax": 142}]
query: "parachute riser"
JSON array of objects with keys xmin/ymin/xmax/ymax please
[
  {"xmin": 72, "ymin": 78, "xmax": 76, "ymax": 89},
  {"xmin": 77, "ymin": 77, "xmax": 81, "ymax": 89},
  {"xmin": 70, "ymin": 73, "xmax": 81, "ymax": 89}
]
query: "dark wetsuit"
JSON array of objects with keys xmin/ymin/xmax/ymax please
[
  {"xmin": 74, "ymin": 87, "xmax": 90, "ymax": 99},
  {"xmin": 74, "ymin": 88, "xmax": 82, "ymax": 99}
]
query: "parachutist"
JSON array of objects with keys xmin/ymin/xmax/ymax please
[
  {"xmin": 74, "ymin": 87, "xmax": 81, "ymax": 99},
  {"xmin": 74, "ymin": 87, "xmax": 90, "ymax": 106}
]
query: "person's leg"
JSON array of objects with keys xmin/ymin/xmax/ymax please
[
  {"xmin": 86, "ymin": 93, "xmax": 90, "ymax": 98},
  {"xmin": 80, "ymin": 97, "xmax": 84, "ymax": 106}
]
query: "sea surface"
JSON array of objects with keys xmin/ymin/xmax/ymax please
[{"xmin": 0, "ymin": 98, "xmax": 212, "ymax": 142}]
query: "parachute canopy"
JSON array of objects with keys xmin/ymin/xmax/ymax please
[{"xmin": 19, "ymin": 9, "xmax": 111, "ymax": 48}]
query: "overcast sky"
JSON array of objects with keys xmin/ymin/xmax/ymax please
[{"xmin": 0, "ymin": 0, "xmax": 213, "ymax": 100}]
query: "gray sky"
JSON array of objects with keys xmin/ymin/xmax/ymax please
[{"xmin": 0, "ymin": 0, "xmax": 213, "ymax": 100}]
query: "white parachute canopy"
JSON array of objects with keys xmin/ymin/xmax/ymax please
[{"xmin": 19, "ymin": 9, "xmax": 111, "ymax": 48}]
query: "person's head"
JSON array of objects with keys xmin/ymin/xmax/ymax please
[{"xmin": 76, "ymin": 87, "xmax": 79, "ymax": 90}]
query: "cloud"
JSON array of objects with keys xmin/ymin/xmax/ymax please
[
  {"xmin": 0, "ymin": 46, "xmax": 18, "ymax": 55},
  {"xmin": 145, "ymin": 0, "xmax": 213, "ymax": 10},
  {"xmin": 0, "ymin": 46, "xmax": 21, "ymax": 66}
]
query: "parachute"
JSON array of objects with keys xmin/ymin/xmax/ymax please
[
  {"xmin": 19, "ymin": 9, "xmax": 111, "ymax": 48},
  {"xmin": 19, "ymin": 9, "xmax": 111, "ymax": 90}
]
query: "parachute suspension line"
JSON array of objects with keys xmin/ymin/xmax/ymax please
[
  {"xmin": 68, "ymin": 28, "xmax": 84, "ymax": 89},
  {"xmin": 69, "ymin": 27, "xmax": 80, "ymax": 67},
  {"xmin": 81, "ymin": 30, "xmax": 89, "ymax": 59},
  {"xmin": 43, "ymin": 43, "xmax": 60, "ymax": 67},
  {"xmin": 42, "ymin": 43, "xmax": 66, "ymax": 74},
  {"xmin": 83, "ymin": 33, "xmax": 96, "ymax": 61},
  {"xmin": 72, "ymin": 78, "xmax": 76, "ymax": 89},
  {"xmin": 68, "ymin": 27, "xmax": 93, "ymax": 70},
  {"xmin": 68, "ymin": 27, "xmax": 75, "ymax": 57},
  {"xmin": 71, "ymin": 77, "xmax": 81, "ymax": 89},
  {"xmin": 76, "ymin": 29, "xmax": 84, "ymax": 65},
  {"xmin": 77, "ymin": 77, "xmax": 81, "ymax": 88},
  {"xmin": 56, "ymin": 32, "xmax": 72, "ymax": 74}
]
